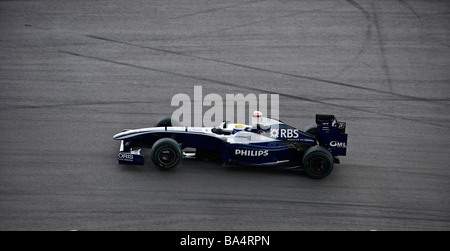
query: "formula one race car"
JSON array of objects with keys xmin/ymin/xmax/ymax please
[{"xmin": 113, "ymin": 112, "xmax": 348, "ymax": 179}]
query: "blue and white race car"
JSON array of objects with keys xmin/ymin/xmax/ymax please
[{"xmin": 113, "ymin": 112, "xmax": 348, "ymax": 179}]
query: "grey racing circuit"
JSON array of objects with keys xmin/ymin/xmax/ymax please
[{"xmin": 0, "ymin": 0, "xmax": 449, "ymax": 230}]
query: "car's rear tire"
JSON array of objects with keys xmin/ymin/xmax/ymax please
[
  {"xmin": 302, "ymin": 145, "xmax": 333, "ymax": 179},
  {"xmin": 151, "ymin": 138, "xmax": 182, "ymax": 171}
]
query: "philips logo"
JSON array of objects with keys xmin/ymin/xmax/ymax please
[
  {"xmin": 235, "ymin": 149, "xmax": 269, "ymax": 157},
  {"xmin": 330, "ymin": 141, "xmax": 347, "ymax": 148}
]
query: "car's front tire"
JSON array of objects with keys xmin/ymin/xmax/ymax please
[
  {"xmin": 151, "ymin": 138, "xmax": 182, "ymax": 170},
  {"xmin": 155, "ymin": 117, "xmax": 172, "ymax": 127}
]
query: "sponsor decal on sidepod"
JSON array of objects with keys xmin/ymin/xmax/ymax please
[{"xmin": 235, "ymin": 149, "xmax": 269, "ymax": 157}]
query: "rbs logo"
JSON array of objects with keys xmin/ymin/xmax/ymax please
[{"xmin": 270, "ymin": 129, "xmax": 300, "ymax": 138}]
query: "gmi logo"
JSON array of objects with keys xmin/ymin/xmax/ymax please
[
  {"xmin": 235, "ymin": 149, "xmax": 269, "ymax": 157},
  {"xmin": 330, "ymin": 141, "xmax": 347, "ymax": 148}
]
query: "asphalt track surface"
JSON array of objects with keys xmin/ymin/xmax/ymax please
[{"xmin": 0, "ymin": 0, "xmax": 449, "ymax": 231}]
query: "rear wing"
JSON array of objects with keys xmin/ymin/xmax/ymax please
[{"xmin": 316, "ymin": 114, "xmax": 348, "ymax": 156}]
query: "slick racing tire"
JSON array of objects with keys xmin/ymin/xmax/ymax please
[
  {"xmin": 151, "ymin": 138, "xmax": 182, "ymax": 171},
  {"xmin": 302, "ymin": 145, "xmax": 333, "ymax": 179},
  {"xmin": 155, "ymin": 117, "xmax": 172, "ymax": 127}
]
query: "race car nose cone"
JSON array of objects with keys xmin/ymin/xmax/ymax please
[{"xmin": 113, "ymin": 133, "xmax": 123, "ymax": 140}]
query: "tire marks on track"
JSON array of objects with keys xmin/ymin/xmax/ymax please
[
  {"xmin": 344, "ymin": 0, "xmax": 370, "ymax": 19},
  {"xmin": 59, "ymin": 50, "xmax": 450, "ymax": 129},
  {"xmin": 371, "ymin": 0, "xmax": 394, "ymax": 94},
  {"xmin": 396, "ymin": 0, "xmax": 421, "ymax": 20},
  {"xmin": 147, "ymin": 4, "xmax": 339, "ymax": 44},
  {"xmin": 85, "ymin": 34, "xmax": 449, "ymax": 106},
  {"xmin": 335, "ymin": 0, "xmax": 372, "ymax": 78},
  {"xmin": 168, "ymin": 0, "xmax": 270, "ymax": 21}
]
